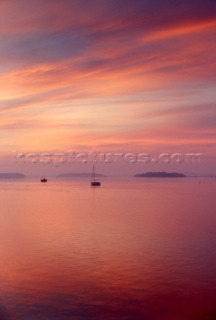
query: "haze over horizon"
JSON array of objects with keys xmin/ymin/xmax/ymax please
[{"xmin": 0, "ymin": 0, "xmax": 216, "ymax": 175}]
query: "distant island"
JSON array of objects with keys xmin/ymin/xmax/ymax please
[
  {"xmin": 134, "ymin": 172, "xmax": 186, "ymax": 178},
  {"xmin": 0, "ymin": 173, "xmax": 26, "ymax": 179},
  {"xmin": 57, "ymin": 173, "xmax": 106, "ymax": 179}
]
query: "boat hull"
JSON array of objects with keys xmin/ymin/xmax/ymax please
[{"xmin": 91, "ymin": 181, "xmax": 101, "ymax": 187}]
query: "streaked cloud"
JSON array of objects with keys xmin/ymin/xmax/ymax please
[{"xmin": 0, "ymin": 0, "xmax": 216, "ymax": 173}]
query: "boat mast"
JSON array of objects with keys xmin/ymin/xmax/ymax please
[{"xmin": 91, "ymin": 164, "xmax": 95, "ymax": 182}]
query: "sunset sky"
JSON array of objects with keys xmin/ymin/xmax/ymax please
[{"xmin": 0, "ymin": 0, "xmax": 216, "ymax": 175}]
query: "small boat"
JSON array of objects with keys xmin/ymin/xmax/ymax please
[
  {"xmin": 41, "ymin": 177, "xmax": 47, "ymax": 183},
  {"xmin": 91, "ymin": 165, "xmax": 101, "ymax": 187}
]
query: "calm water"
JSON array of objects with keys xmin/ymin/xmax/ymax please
[{"xmin": 0, "ymin": 178, "xmax": 216, "ymax": 320}]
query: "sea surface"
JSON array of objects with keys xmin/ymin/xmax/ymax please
[{"xmin": 0, "ymin": 178, "xmax": 215, "ymax": 320}]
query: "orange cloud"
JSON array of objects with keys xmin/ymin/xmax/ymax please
[
  {"xmin": 144, "ymin": 19, "xmax": 216, "ymax": 42},
  {"xmin": 1, "ymin": 0, "xmax": 216, "ymax": 174}
]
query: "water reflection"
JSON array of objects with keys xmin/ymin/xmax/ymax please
[{"xmin": 0, "ymin": 179, "xmax": 216, "ymax": 319}]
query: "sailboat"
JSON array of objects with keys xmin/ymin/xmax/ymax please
[{"xmin": 91, "ymin": 164, "xmax": 101, "ymax": 187}]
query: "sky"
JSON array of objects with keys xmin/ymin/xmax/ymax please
[{"xmin": 0, "ymin": 0, "xmax": 216, "ymax": 176}]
